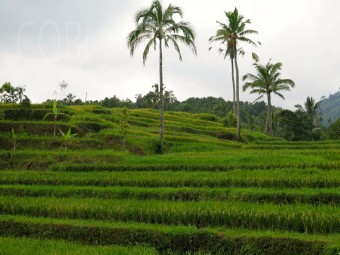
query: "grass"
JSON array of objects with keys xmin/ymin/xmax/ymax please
[
  {"xmin": 1, "ymin": 184, "xmax": 340, "ymax": 204},
  {"xmin": 1, "ymin": 104, "xmax": 340, "ymax": 254},
  {"xmin": 0, "ymin": 237, "xmax": 158, "ymax": 255},
  {"xmin": 0, "ymin": 215, "xmax": 339, "ymax": 255},
  {"xmin": 1, "ymin": 195, "xmax": 339, "ymax": 234},
  {"xmin": 0, "ymin": 106, "xmax": 278, "ymax": 155},
  {"xmin": 1, "ymin": 169, "xmax": 339, "ymax": 188},
  {"xmin": 2, "ymin": 147, "xmax": 340, "ymax": 171}
]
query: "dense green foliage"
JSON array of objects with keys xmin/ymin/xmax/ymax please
[
  {"xmin": 0, "ymin": 82, "xmax": 28, "ymax": 104},
  {"xmin": 243, "ymin": 61, "xmax": 295, "ymax": 135},
  {"xmin": 318, "ymin": 90, "xmax": 340, "ymax": 127}
]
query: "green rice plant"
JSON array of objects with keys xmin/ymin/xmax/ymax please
[
  {"xmin": 1, "ymin": 169, "xmax": 340, "ymax": 189},
  {"xmin": 0, "ymin": 121, "xmax": 76, "ymax": 137},
  {"xmin": 0, "ymin": 237, "xmax": 158, "ymax": 255},
  {"xmin": 0, "ymin": 136, "xmax": 105, "ymax": 151},
  {"xmin": 1, "ymin": 146, "xmax": 336, "ymax": 171},
  {"xmin": 1, "ymin": 185, "xmax": 340, "ymax": 205},
  {"xmin": 0, "ymin": 150, "xmax": 125, "ymax": 170},
  {"xmin": 1, "ymin": 215, "xmax": 335, "ymax": 255},
  {"xmin": 0, "ymin": 195, "xmax": 339, "ymax": 234}
]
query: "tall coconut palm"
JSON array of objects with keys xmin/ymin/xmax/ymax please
[
  {"xmin": 295, "ymin": 96, "xmax": 321, "ymax": 133},
  {"xmin": 209, "ymin": 35, "xmax": 237, "ymax": 114},
  {"xmin": 128, "ymin": 0, "xmax": 196, "ymax": 148},
  {"xmin": 209, "ymin": 8, "xmax": 258, "ymax": 140},
  {"xmin": 243, "ymin": 61, "xmax": 295, "ymax": 135}
]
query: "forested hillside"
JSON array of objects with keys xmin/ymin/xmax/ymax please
[{"xmin": 318, "ymin": 90, "xmax": 340, "ymax": 127}]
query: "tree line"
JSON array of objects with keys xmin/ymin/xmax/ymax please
[{"xmin": 1, "ymin": 80, "xmax": 339, "ymax": 141}]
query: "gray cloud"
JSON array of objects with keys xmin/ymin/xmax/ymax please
[{"xmin": 0, "ymin": 0, "xmax": 339, "ymax": 109}]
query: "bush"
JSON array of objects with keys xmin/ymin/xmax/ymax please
[
  {"xmin": 19, "ymin": 96, "xmax": 31, "ymax": 110},
  {"xmin": 223, "ymin": 112, "xmax": 237, "ymax": 128},
  {"xmin": 148, "ymin": 139, "xmax": 164, "ymax": 154},
  {"xmin": 312, "ymin": 129, "xmax": 322, "ymax": 141},
  {"xmin": 328, "ymin": 120, "xmax": 340, "ymax": 140}
]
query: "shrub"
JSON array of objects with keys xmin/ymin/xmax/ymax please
[
  {"xmin": 19, "ymin": 96, "xmax": 31, "ymax": 110},
  {"xmin": 223, "ymin": 112, "xmax": 237, "ymax": 128},
  {"xmin": 327, "ymin": 120, "xmax": 340, "ymax": 140},
  {"xmin": 148, "ymin": 138, "xmax": 164, "ymax": 154},
  {"xmin": 312, "ymin": 129, "xmax": 322, "ymax": 141}
]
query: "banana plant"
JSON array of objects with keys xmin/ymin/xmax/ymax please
[
  {"xmin": 43, "ymin": 100, "xmax": 67, "ymax": 136},
  {"xmin": 60, "ymin": 128, "xmax": 77, "ymax": 150}
]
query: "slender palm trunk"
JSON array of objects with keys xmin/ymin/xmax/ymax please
[
  {"xmin": 234, "ymin": 49, "xmax": 241, "ymax": 141},
  {"xmin": 231, "ymin": 57, "xmax": 236, "ymax": 115},
  {"xmin": 266, "ymin": 93, "xmax": 273, "ymax": 136},
  {"xmin": 159, "ymin": 39, "xmax": 164, "ymax": 146}
]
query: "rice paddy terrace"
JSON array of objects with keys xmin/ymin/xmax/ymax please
[{"xmin": 0, "ymin": 104, "xmax": 340, "ymax": 254}]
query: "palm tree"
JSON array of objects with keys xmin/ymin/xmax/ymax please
[
  {"xmin": 64, "ymin": 93, "xmax": 76, "ymax": 105},
  {"xmin": 127, "ymin": 0, "xmax": 197, "ymax": 148},
  {"xmin": 209, "ymin": 35, "xmax": 237, "ymax": 114},
  {"xmin": 295, "ymin": 96, "xmax": 321, "ymax": 134},
  {"xmin": 209, "ymin": 8, "xmax": 258, "ymax": 141},
  {"xmin": 164, "ymin": 90, "xmax": 177, "ymax": 109},
  {"xmin": 243, "ymin": 61, "xmax": 295, "ymax": 136}
]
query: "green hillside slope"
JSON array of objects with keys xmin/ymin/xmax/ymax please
[{"xmin": 0, "ymin": 103, "xmax": 340, "ymax": 255}]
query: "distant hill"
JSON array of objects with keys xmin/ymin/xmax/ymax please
[{"xmin": 318, "ymin": 90, "xmax": 340, "ymax": 127}]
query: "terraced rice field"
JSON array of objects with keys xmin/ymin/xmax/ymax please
[{"xmin": 0, "ymin": 105, "xmax": 340, "ymax": 254}]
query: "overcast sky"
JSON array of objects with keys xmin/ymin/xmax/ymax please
[{"xmin": 1, "ymin": 0, "xmax": 339, "ymax": 109}]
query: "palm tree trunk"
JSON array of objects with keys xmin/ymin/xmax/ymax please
[
  {"xmin": 266, "ymin": 93, "xmax": 273, "ymax": 136},
  {"xmin": 234, "ymin": 49, "xmax": 241, "ymax": 141},
  {"xmin": 231, "ymin": 58, "xmax": 236, "ymax": 115},
  {"xmin": 159, "ymin": 39, "xmax": 164, "ymax": 147}
]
